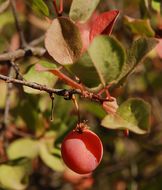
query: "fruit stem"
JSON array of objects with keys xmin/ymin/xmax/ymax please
[
  {"xmin": 72, "ymin": 95, "xmax": 81, "ymax": 124},
  {"xmin": 49, "ymin": 93, "xmax": 55, "ymax": 121}
]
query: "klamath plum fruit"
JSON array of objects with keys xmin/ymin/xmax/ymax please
[{"xmin": 61, "ymin": 123, "xmax": 103, "ymax": 174}]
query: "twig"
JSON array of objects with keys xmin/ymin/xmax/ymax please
[
  {"xmin": 0, "ymin": 47, "xmax": 46, "ymax": 62},
  {"xmin": 10, "ymin": 60, "xmax": 23, "ymax": 80},
  {"xmin": 10, "ymin": 0, "xmax": 27, "ymax": 47},
  {"xmin": 3, "ymin": 68, "xmax": 13, "ymax": 127},
  {"xmin": 0, "ymin": 66, "xmax": 14, "ymax": 159},
  {"xmin": 0, "ymin": 74, "xmax": 113, "ymax": 103},
  {"xmin": 0, "ymin": 73, "xmax": 78, "ymax": 95},
  {"xmin": 0, "ymin": 0, "xmax": 9, "ymax": 14},
  {"xmin": 151, "ymin": 97, "xmax": 162, "ymax": 124},
  {"xmin": 29, "ymin": 35, "xmax": 45, "ymax": 47}
]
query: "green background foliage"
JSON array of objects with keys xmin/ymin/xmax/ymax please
[{"xmin": 0, "ymin": 0, "xmax": 162, "ymax": 189}]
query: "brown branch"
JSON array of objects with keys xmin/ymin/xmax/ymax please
[
  {"xmin": 0, "ymin": 74, "xmax": 113, "ymax": 103},
  {"xmin": 3, "ymin": 68, "xmax": 13, "ymax": 127},
  {"xmin": 29, "ymin": 35, "xmax": 45, "ymax": 47},
  {"xmin": 10, "ymin": 0, "xmax": 27, "ymax": 47},
  {"xmin": 0, "ymin": 47, "xmax": 46, "ymax": 62},
  {"xmin": 10, "ymin": 60, "xmax": 23, "ymax": 80},
  {"xmin": 0, "ymin": 74, "xmax": 66, "ymax": 94}
]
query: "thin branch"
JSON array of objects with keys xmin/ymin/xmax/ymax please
[
  {"xmin": 0, "ymin": 73, "xmax": 77, "ymax": 94},
  {"xmin": 3, "ymin": 68, "xmax": 13, "ymax": 126},
  {"xmin": 10, "ymin": 0, "xmax": 27, "ymax": 47},
  {"xmin": 0, "ymin": 47, "xmax": 46, "ymax": 62},
  {"xmin": 0, "ymin": 74, "xmax": 113, "ymax": 103},
  {"xmin": 29, "ymin": 35, "xmax": 45, "ymax": 47},
  {"xmin": 0, "ymin": 67, "xmax": 15, "ymax": 159},
  {"xmin": 10, "ymin": 60, "xmax": 23, "ymax": 80}
]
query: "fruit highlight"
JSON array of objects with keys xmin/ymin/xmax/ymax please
[{"xmin": 61, "ymin": 126, "xmax": 103, "ymax": 174}]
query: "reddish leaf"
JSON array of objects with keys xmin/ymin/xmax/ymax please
[
  {"xmin": 45, "ymin": 17, "xmax": 82, "ymax": 65},
  {"xmin": 77, "ymin": 12, "xmax": 99, "ymax": 52},
  {"xmin": 89, "ymin": 10, "xmax": 120, "ymax": 42},
  {"xmin": 35, "ymin": 64, "xmax": 85, "ymax": 91}
]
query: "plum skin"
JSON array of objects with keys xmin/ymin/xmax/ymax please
[{"xmin": 61, "ymin": 129, "xmax": 103, "ymax": 174}]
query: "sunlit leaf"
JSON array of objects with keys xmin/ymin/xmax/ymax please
[
  {"xmin": 0, "ymin": 11, "xmax": 14, "ymax": 30},
  {"xmin": 39, "ymin": 142, "xmax": 64, "ymax": 172},
  {"xmin": 101, "ymin": 98, "xmax": 151, "ymax": 134},
  {"xmin": 0, "ymin": 161, "xmax": 31, "ymax": 190},
  {"xmin": 27, "ymin": 0, "xmax": 49, "ymax": 16},
  {"xmin": 88, "ymin": 35, "xmax": 126, "ymax": 86},
  {"xmin": 23, "ymin": 60, "xmax": 57, "ymax": 94},
  {"xmin": 124, "ymin": 16, "xmax": 155, "ymax": 37},
  {"xmin": 45, "ymin": 17, "xmax": 82, "ymax": 65},
  {"xmin": 151, "ymin": 0, "xmax": 161, "ymax": 13},
  {"xmin": 69, "ymin": 0, "xmax": 100, "ymax": 23},
  {"xmin": 7, "ymin": 138, "xmax": 39, "ymax": 160}
]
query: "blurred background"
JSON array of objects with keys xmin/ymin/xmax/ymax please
[{"xmin": 0, "ymin": 0, "xmax": 162, "ymax": 189}]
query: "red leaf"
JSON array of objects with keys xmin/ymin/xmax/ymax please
[{"xmin": 89, "ymin": 10, "xmax": 120, "ymax": 42}]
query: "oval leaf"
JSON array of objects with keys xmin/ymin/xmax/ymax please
[
  {"xmin": 101, "ymin": 98, "xmax": 151, "ymax": 134},
  {"xmin": 39, "ymin": 142, "xmax": 64, "ymax": 172},
  {"xmin": 116, "ymin": 37, "xmax": 159, "ymax": 86},
  {"xmin": 7, "ymin": 138, "xmax": 39, "ymax": 160},
  {"xmin": 69, "ymin": 0, "xmax": 100, "ymax": 23},
  {"xmin": 90, "ymin": 10, "xmax": 120, "ymax": 41},
  {"xmin": 27, "ymin": 0, "xmax": 49, "ymax": 16},
  {"xmin": 23, "ymin": 60, "xmax": 57, "ymax": 94},
  {"xmin": 0, "ymin": 162, "xmax": 31, "ymax": 190},
  {"xmin": 67, "ymin": 52, "xmax": 101, "ymax": 88},
  {"xmin": 88, "ymin": 35, "xmax": 126, "ymax": 86},
  {"xmin": 124, "ymin": 16, "xmax": 155, "ymax": 37},
  {"xmin": 45, "ymin": 17, "xmax": 82, "ymax": 65}
]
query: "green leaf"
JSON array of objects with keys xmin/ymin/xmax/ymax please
[
  {"xmin": 23, "ymin": 60, "xmax": 57, "ymax": 94},
  {"xmin": 101, "ymin": 98, "xmax": 151, "ymax": 134},
  {"xmin": 139, "ymin": 0, "xmax": 151, "ymax": 18},
  {"xmin": 124, "ymin": 16, "xmax": 155, "ymax": 37},
  {"xmin": 0, "ymin": 161, "xmax": 31, "ymax": 190},
  {"xmin": 7, "ymin": 138, "xmax": 39, "ymax": 160},
  {"xmin": 0, "ymin": 36, "xmax": 8, "ymax": 52},
  {"xmin": 16, "ymin": 98, "xmax": 45, "ymax": 136},
  {"xmin": 116, "ymin": 37, "xmax": 158, "ymax": 86},
  {"xmin": 88, "ymin": 35, "xmax": 126, "ymax": 86},
  {"xmin": 151, "ymin": 0, "xmax": 161, "ymax": 12},
  {"xmin": 69, "ymin": 0, "xmax": 100, "ymax": 23},
  {"xmin": 45, "ymin": 17, "xmax": 82, "ymax": 65},
  {"xmin": 27, "ymin": 0, "xmax": 49, "ymax": 16},
  {"xmin": 82, "ymin": 102, "xmax": 106, "ymax": 119},
  {"xmin": 67, "ymin": 52, "xmax": 101, "ymax": 88},
  {"xmin": 0, "ymin": 11, "xmax": 14, "ymax": 30},
  {"xmin": 39, "ymin": 142, "xmax": 64, "ymax": 172}
]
